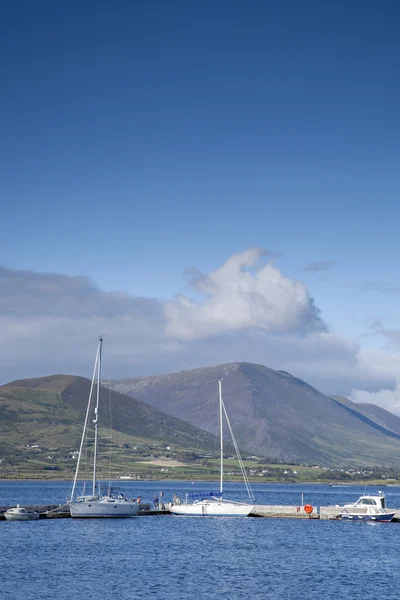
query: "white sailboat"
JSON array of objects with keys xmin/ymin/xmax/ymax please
[
  {"xmin": 69, "ymin": 337, "xmax": 139, "ymax": 518},
  {"xmin": 169, "ymin": 380, "xmax": 255, "ymax": 517}
]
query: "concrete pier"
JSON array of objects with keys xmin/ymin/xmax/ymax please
[
  {"xmin": 250, "ymin": 505, "xmax": 319, "ymax": 518},
  {"xmin": 2, "ymin": 503, "xmax": 400, "ymax": 521}
]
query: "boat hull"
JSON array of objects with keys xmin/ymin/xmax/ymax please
[
  {"xmin": 4, "ymin": 512, "xmax": 39, "ymax": 521},
  {"xmin": 69, "ymin": 500, "xmax": 139, "ymax": 518},
  {"xmin": 170, "ymin": 500, "xmax": 254, "ymax": 517},
  {"xmin": 340, "ymin": 512, "xmax": 395, "ymax": 522}
]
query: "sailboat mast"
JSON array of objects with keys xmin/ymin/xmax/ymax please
[
  {"xmin": 92, "ymin": 336, "xmax": 103, "ymax": 496},
  {"xmin": 219, "ymin": 379, "xmax": 223, "ymax": 498}
]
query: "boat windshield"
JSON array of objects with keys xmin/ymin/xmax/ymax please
[{"xmin": 355, "ymin": 498, "xmax": 377, "ymax": 505}]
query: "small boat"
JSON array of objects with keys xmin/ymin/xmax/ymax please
[
  {"xmin": 169, "ymin": 380, "xmax": 254, "ymax": 517},
  {"xmin": 340, "ymin": 506, "xmax": 395, "ymax": 522},
  {"xmin": 4, "ymin": 506, "xmax": 40, "ymax": 521},
  {"xmin": 68, "ymin": 337, "xmax": 140, "ymax": 518}
]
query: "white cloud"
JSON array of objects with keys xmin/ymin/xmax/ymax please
[
  {"xmin": 350, "ymin": 381, "xmax": 400, "ymax": 416},
  {"xmin": 348, "ymin": 348, "xmax": 400, "ymax": 415},
  {"xmin": 165, "ymin": 248, "xmax": 324, "ymax": 340}
]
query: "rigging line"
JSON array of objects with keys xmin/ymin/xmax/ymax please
[
  {"xmin": 81, "ymin": 431, "xmax": 89, "ymax": 494},
  {"xmin": 79, "ymin": 418, "xmax": 91, "ymax": 496},
  {"xmin": 103, "ymin": 364, "xmax": 114, "ymax": 485},
  {"xmin": 221, "ymin": 399, "xmax": 254, "ymax": 502},
  {"xmin": 210, "ymin": 393, "xmax": 220, "ymax": 469},
  {"xmin": 70, "ymin": 344, "xmax": 99, "ymax": 501}
]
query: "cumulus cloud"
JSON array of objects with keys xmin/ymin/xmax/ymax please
[{"xmin": 165, "ymin": 248, "xmax": 325, "ymax": 340}]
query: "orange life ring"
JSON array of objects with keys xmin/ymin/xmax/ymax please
[{"xmin": 304, "ymin": 504, "xmax": 313, "ymax": 514}]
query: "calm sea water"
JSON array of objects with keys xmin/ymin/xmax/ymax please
[{"xmin": 2, "ymin": 481, "xmax": 400, "ymax": 600}]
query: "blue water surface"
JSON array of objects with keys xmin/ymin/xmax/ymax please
[{"xmin": 1, "ymin": 481, "xmax": 400, "ymax": 600}]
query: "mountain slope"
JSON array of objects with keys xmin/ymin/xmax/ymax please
[
  {"xmin": 110, "ymin": 362, "xmax": 400, "ymax": 466},
  {"xmin": 331, "ymin": 395, "xmax": 400, "ymax": 437},
  {"xmin": 0, "ymin": 375, "xmax": 222, "ymax": 469}
]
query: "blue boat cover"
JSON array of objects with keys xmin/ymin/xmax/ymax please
[{"xmin": 187, "ymin": 491, "xmax": 218, "ymax": 498}]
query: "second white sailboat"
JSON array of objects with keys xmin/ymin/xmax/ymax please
[{"xmin": 170, "ymin": 380, "xmax": 255, "ymax": 517}]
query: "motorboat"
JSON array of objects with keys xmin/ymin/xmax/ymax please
[
  {"xmin": 338, "ymin": 492, "xmax": 395, "ymax": 522},
  {"xmin": 4, "ymin": 506, "xmax": 40, "ymax": 521}
]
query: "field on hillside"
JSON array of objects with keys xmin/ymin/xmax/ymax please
[{"xmin": 2, "ymin": 451, "xmax": 399, "ymax": 486}]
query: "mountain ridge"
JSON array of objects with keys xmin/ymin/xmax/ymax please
[{"xmin": 109, "ymin": 361, "xmax": 400, "ymax": 466}]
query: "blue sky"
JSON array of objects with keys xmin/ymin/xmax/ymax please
[{"xmin": 1, "ymin": 1, "xmax": 400, "ymax": 409}]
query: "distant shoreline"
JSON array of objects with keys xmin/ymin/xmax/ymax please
[{"xmin": 0, "ymin": 477, "xmax": 398, "ymax": 486}]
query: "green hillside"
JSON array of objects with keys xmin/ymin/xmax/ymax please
[{"xmin": 0, "ymin": 375, "xmax": 222, "ymax": 479}]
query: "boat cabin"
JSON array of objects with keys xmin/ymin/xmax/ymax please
[
  {"xmin": 344, "ymin": 493, "xmax": 386, "ymax": 509},
  {"xmin": 7, "ymin": 507, "xmax": 29, "ymax": 515}
]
